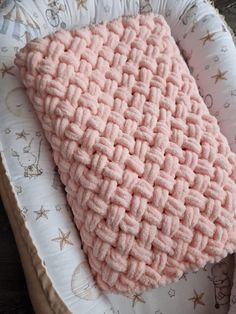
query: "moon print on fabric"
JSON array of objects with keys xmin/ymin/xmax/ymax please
[
  {"xmin": 71, "ymin": 261, "xmax": 101, "ymax": 300},
  {"xmin": 204, "ymin": 94, "xmax": 213, "ymax": 109},
  {"xmin": 5, "ymin": 87, "xmax": 33, "ymax": 118}
]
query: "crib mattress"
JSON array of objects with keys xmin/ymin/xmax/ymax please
[{"xmin": 1, "ymin": 1, "xmax": 236, "ymax": 313}]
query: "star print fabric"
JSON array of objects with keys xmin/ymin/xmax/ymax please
[{"xmin": 1, "ymin": 0, "xmax": 236, "ymax": 313}]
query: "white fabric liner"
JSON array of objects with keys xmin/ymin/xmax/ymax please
[{"xmin": 1, "ymin": 0, "xmax": 236, "ymax": 313}]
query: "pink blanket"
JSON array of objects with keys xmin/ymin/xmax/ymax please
[{"xmin": 15, "ymin": 13, "xmax": 236, "ymax": 294}]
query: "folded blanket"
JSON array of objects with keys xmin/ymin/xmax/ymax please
[{"xmin": 15, "ymin": 13, "xmax": 236, "ymax": 294}]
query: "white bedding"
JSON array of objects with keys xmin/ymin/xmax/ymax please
[{"xmin": 1, "ymin": 0, "xmax": 236, "ymax": 313}]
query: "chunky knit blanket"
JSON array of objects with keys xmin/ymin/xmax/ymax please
[{"xmin": 15, "ymin": 14, "xmax": 236, "ymax": 294}]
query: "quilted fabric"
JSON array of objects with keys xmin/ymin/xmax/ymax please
[{"xmin": 15, "ymin": 13, "xmax": 236, "ymax": 294}]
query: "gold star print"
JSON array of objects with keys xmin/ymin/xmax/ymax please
[
  {"xmin": 130, "ymin": 293, "xmax": 146, "ymax": 307},
  {"xmin": 51, "ymin": 228, "xmax": 74, "ymax": 251},
  {"xmin": 200, "ymin": 31, "xmax": 215, "ymax": 45},
  {"xmin": 15, "ymin": 129, "xmax": 30, "ymax": 140},
  {"xmin": 76, "ymin": 0, "xmax": 87, "ymax": 10},
  {"xmin": 34, "ymin": 206, "xmax": 50, "ymax": 220},
  {"xmin": 211, "ymin": 69, "xmax": 228, "ymax": 84},
  {"xmin": 0, "ymin": 62, "xmax": 14, "ymax": 78},
  {"xmin": 188, "ymin": 290, "xmax": 205, "ymax": 310}
]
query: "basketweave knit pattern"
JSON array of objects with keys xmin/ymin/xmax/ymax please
[{"xmin": 15, "ymin": 13, "xmax": 236, "ymax": 294}]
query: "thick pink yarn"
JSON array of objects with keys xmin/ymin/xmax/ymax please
[{"xmin": 15, "ymin": 14, "xmax": 236, "ymax": 294}]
